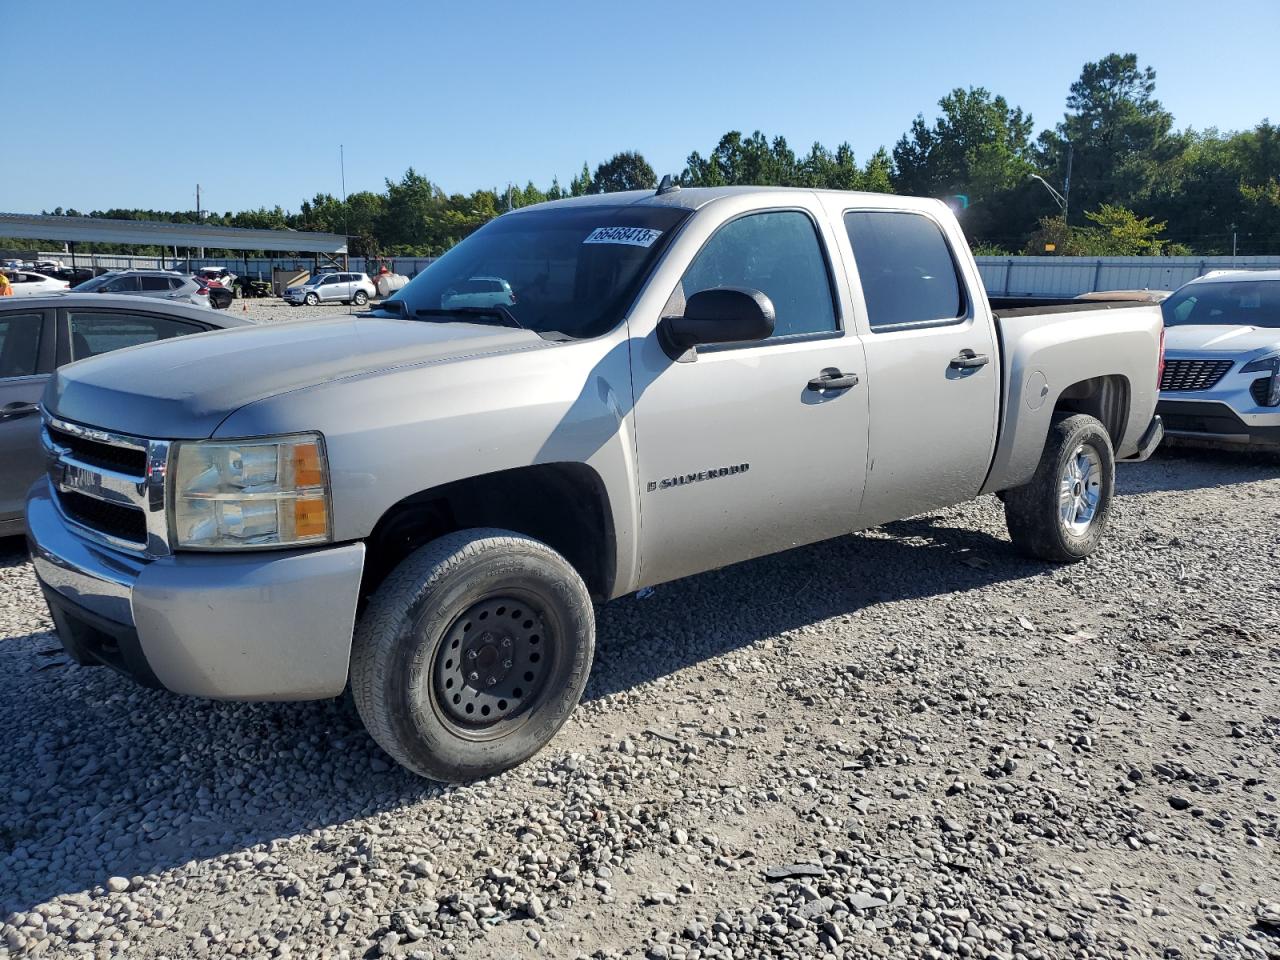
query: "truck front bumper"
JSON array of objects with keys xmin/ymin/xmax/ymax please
[{"xmin": 27, "ymin": 482, "xmax": 365, "ymax": 701}]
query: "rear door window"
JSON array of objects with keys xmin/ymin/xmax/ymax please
[
  {"xmin": 69, "ymin": 311, "xmax": 205, "ymax": 360},
  {"xmin": 0, "ymin": 313, "xmax": 44, "ymax": 377},
  {"xmin": 139, "ymin": 276, "xmax": 170, "ymax": 291},
  {"xmin": 844, "ymin": 211, "xmax": 965, "ymax": 330}
]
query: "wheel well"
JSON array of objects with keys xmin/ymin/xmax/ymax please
[
  {"xmin": 361, "ymin": 463, "xmax": 616, "ymax": 602},
  {"xmin": 1053, "ymin": 374, "xmax": 1130, "ymax": 448}
]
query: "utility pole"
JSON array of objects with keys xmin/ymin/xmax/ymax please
[
  {"xmin": 196, "ymin": 184, "xmax": 204, "ymax": 260},
  {"xmin": 1063, "ymin": 143, "xmax": 1073, "ymax": 223}
]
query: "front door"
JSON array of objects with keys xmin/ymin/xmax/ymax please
[
  {"xmin": 629, "ymin": 205, "xmax": 869, "ymax": 588},
  {"xmin": 0, "ymin": 308, "xmax": 55, "ymax": 528}
]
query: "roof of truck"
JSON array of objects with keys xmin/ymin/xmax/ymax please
[{"xmin": 513, "ymin": 185, "xmax": 939, "ymax": 214}]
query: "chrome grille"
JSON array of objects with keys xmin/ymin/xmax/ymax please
[
  {"xmin": 1160, "ymin": 359, "xmax": 1234, "ymax": 392},
  {"xmin": 42, "ymin": 415, "xmax": 172, "ymax": 556}
]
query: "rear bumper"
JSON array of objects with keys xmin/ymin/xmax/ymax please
[
  {"xmin": 1156, "ymin": 399, "xmax": 1280, "ymax": 447},
  {"xmin": 27, "ymin": 481, "xmax": 365, "ymax": 700},
  {"xmin": 1119, "ymin": 415, "xmax": 1164, "ymax": 462}
]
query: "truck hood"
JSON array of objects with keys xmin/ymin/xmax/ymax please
[
  {"xmin": 1164, "ymin": 324, "xmax": 1280, "ymax": 356},
  {"xmin": 46, "ymin": 317, "xmax": 550, "ymax": 438}
]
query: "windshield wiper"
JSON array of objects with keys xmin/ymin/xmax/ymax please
[{"xmin": 414, "ymin": 305, "xmax": 526, "ymax": 330}]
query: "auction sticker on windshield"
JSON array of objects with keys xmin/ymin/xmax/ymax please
[{"xmin": 583, "ymin": 226, "xmax": 663, "ymax": 247}]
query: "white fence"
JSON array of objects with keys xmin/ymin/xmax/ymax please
[
  {"xmin": 976, "ymin": 256, "xmax": 1280, "ymax": 297},
  {"xmin": 24, "ymin": 249, "xmax": 1280, "ymax": 296},
  {"xmin": 25, "ymin": 251, "xmax": 438, "ymax": 278}
]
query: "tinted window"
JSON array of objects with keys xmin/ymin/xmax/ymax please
[
  {"xmin": 1162, "ymin": 281, "xmax": 1280, "ymax": 329},
  {"xmin": 101, "ymin": 274, "xmax": 141, "ymax": 293},
  {"xmin": 845, "ymin": 211, "xmax": 964, "ymax": 330},
  {"xmin": 167, "ymin": 277, "xmax": 184, "ymax": 290},
  {"xmin": 680, "ymin": 211, "xmax": 837, "ymax": 340},
  {"xmin": 69, "ymin": 311, "xmax": 202, "ymax": 360},
  {"xmin": 0, "ymin": 313, "xmax": 43, "ymax": 377},
  {"xmin": 139, "ymin": 276, "xmax": 170, "ymax": 291}
]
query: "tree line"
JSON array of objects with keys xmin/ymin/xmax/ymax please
[{"xmin": 11, "ymin": 53, "xmax": 1279, "ymax": 258}]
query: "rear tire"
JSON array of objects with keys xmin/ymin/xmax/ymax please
[
  {"xmin": 350, "ymin": 529, "xmax": 595, "ymax": 782},
  {"xmin": 1004, "ymin": 413, "xmax": 1115, "ymax": 562},
  {"xmin": 353, "ymin": 290, "xmax": 369, "ymax": 306}
]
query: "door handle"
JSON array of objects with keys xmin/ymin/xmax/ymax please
[
  {"xmin": 807, "ymin": 369, "xmax": 860, "ymax": 392},
  {"xmin": 0, "ymin": 402, "xmax": 38, "ymax": 421},
  {"xmin": 949, "ymin": 350, "xmax": 990, "ymax": 370}
]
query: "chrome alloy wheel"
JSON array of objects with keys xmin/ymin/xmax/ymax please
[{"xmin": 1059, "ymin": 443, "xmax": 1102, "ymax": 536}]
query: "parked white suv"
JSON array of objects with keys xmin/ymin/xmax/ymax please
[
  {"xmin": 1158, "ymin": 270, "xmax": 1280, "ymax": 448},
  {"xmin": 284, "ymin": 271, "xmax": 375, "ymax": 306}
]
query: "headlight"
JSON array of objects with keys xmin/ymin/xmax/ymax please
[
  {"xmin": 172, "ymin": 433, "xmax": 332, "ymax": 549},
  {"xmin": 1241, "ymin": 353, "xmax": 1280, "ymax": 406}
]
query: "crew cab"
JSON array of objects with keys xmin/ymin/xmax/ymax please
[{"xmin": 27, "ymin": 186, "xmax": 1164, "ymax": 782}]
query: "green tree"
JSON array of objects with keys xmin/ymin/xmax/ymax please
[
  {"xmin": 591, "ymin": 151, "xmax": 657, "ymax": 193},
  {"xmin": 569, "ymin": 163, "xmax": 592, "ymax": 197},
  {"xmin": 1037, "ymin": 53, "xmax": 1184, "ymax": 218}
]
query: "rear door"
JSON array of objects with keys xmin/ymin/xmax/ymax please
[
  {"xmin": 0, "ymin": 307, "xmax": 56, "ymax": 527},
  {"xmin": 829, "ymin": 202, "xmax": 1000, "ymax": 527}
]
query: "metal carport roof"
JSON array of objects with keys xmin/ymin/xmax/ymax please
[{"xmin": 0, "ymin": 213, "xmax": 347, "ymax": 253}]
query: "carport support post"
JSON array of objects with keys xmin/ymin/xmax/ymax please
[
  {"xmin": 1092, "ymin": 259, "xmax": 1103, "ymax": 292},
  {"xmin": 68, "ymin": 241, "xmax": 76, "ymax": 270}
]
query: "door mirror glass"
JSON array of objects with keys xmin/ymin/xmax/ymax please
[{"xmin": 662, "ymin": 287, "xmax": 775, "ymax": 349}]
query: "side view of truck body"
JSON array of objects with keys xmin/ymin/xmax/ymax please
[{"xmin": 29, "ymin": 186, "xmax": 1165, "ymax": 780}]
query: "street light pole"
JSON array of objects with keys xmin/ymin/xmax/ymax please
[{"xmin": 1030, "ymin": 174, "xmax": 1068, "ymax": 214}]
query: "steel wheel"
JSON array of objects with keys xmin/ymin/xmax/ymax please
[
  {"xmin": 1058, "ymin": 443, "xmax": 1102, "ymax": 536},
  {"xmin": 431, "ymin": 594, "xmax": 554, "ymax": 738}
]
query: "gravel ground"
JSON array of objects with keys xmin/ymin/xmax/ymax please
[
  {"xmin": 224, "ymin": 298, "xmax": 381, "ymax": 326},
  {"xmin": 1, "ymin": 447, "xmax": 1278, "ymax": 960}
]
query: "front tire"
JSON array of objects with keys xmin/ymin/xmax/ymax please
[
  {"xmin": 350, "ymin": 529, "xmax": 595, "ymax": 782},
  {"xmin": 1004, "ymin": 413, "xmax": 1115, "ymax": 562},
  {"xmin": 305, "ymin": 292, "xmax": 319, "ymax": 306}
]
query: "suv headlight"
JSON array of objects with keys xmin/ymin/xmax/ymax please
[
  {"xmin": 172, "ymin": 434, "xmax": 332, "ymax": 549},
  {"xmin": 1241, "ymin": 353, "xmax": 1280, "ymax": 406}
]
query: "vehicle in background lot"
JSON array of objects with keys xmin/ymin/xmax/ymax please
[
  {"xmin": 1157, "ymin": 270, "xmax": 1280, "ymax": 448},
  {"xmin": 0, "ymin": 295, "xmax": 249, "ymax": 535},
  {"xmin": 441, "ymin": 276, "xmax": 517, "ymax": 310},
  {"xmin": 27, "ymin": 186, "xmax": 1164, "ymax": 782},
  {"xmin": 1076, "ymin": 289, "xmax": 1170, "ymax": 303},
  {"xmin": 74, "ymin": 270, "xmax": 211, "ymax": 308},
  {"xmin": 3, "ymin": 271, "xmax": 70, "ymax": 297},
  {"xmin": 195, "ymin": 267, "xmax": 236, "ymax": 289},
  {"xmin": 196, "ymin": 280, "xmax": 234, "ymax": 310},
  {"xmin": 283, "ymin": 271, "xmax": 375, "ymax": 306}
]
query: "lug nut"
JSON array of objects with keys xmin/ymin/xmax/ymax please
[
  {"xmin": 501, "ymin": 637, "xmax": 512, "ymax": 648},
  {"xmin": 468, "ymin": 671, "xmax": 479, "ymax": 682},
  {"xmin": 467, "ymin": 650, "xmax": 478, "ymax": 660},
  {"xmin": 503, "ymin": 659, "xmax": 513, "ymax": 668}
]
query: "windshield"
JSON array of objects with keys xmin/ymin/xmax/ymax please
[
  {"xmin": 384, "ymin": 204, "xmax": 691, "ymax": 339},
  {"xmin": 1163, "ymin": 280, "xmax": 1280, "ymax": 329},
  {"xmin": 73, "ymin": 273, "xmax": 115, "ymax": 292}
]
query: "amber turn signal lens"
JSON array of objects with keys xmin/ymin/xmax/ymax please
[
  {"xmin": 293, "ymin": 443, "xmax": 324, "ymax": 487},
  {"xmin": 293, "ymin": 497, "xmax": 328, "ymax": 538}
]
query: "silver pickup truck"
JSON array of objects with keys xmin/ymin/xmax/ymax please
[{"xmin": 28, "ymin": 186, "xmax": 1165, "ymax": 782}]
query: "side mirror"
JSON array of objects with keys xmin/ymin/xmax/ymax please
[{"xmin": 661, "ymin": 287, "xmax": 775, "ymax": 353}]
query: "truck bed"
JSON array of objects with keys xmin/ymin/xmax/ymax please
[{"xmin": 989, "ymin": 297, "xmax": 1160, "ymax": 317}]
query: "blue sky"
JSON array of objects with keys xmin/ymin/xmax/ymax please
[{"xmin": 2, "ymin": 0, "xmax": 1278, "ymax": 214}]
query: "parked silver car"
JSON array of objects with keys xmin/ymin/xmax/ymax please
[
  {"xmin": 73, "ymin": 270, "xmax": 211, "ymax": 308},
  {"xmin": 1157, "ymin": 269, "xmax": 1280, "ymax": 448},
  {"xmin": 0, "ymin": 294, "xmax": 249, "ymax": 535},
  {"xmin": 283, "ymin": 271, "xmax": 375, "ymax": 306}
]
